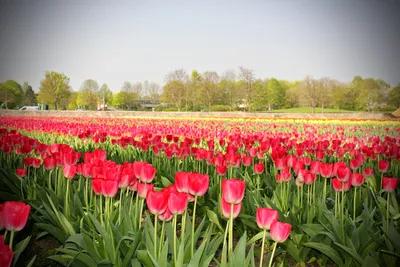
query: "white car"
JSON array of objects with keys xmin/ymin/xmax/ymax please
[{"xmin": 19, "ymin": 106, "xmax": 39, "ymax": 111}]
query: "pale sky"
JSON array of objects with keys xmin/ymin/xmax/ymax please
[{"xmin": 0, "ymin": 0, "xmax": 399, "ymax": 92}]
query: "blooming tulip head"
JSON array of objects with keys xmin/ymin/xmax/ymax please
[
  {"xmin": 351, "ymin": 173, "xmax": 365, "ymax": 187},
  {"xmin": 256, "ymin": 208, "xmax": 278, "ymax": 230},
  {"xmin": 146, "ymin": 190, "xmax": 169, "ymax": 215},
  {"xmin": 0, "ymin": 240, "xmax": 13, "ymax": 267},
  {"xmin": 188, "ymin": 173, "xmax": 209, "ymax": 197},
  {"xmin": 63, "ymin": 165, "xmax": 77, "ymax": 179},
  {"xmin": 1, "ymin": 201, "xmax": 30, "ymax": 232},
  {"xmin": 222, "ymin": 179, "xmax": 246, "ymax": 204},
  {"xmin": 270, "ymin": 221, "xmax": 291, "ymax": 243},
  {"xmin": 220, "ymin": 198, "xmax": 242, "ymax": 219},
  {"xmin": 16, "ymin": 168, "xmax": 27, "ymax": 178},
  {"xmin": 382, "ymin": 177, "xmax": 398, "ymax": 192},
  {"xmin": 254, "ymin": 163, "xmax": 265, "ymax": 174},
  {"xmin": 378, "ymin": 160, "xmax": 390, "ymax": 173},
  {"xmin": 168, "ymin": 191, "xmax": 189, "ymax": 215}
]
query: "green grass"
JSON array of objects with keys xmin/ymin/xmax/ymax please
[{"xmin": 264, "ymin": 107, "xmax": 354, "ymax": 113}]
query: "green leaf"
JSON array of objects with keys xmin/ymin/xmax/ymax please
[
  {"xmin": 304, "ymin": 242, "xmax": 343, "ymax": 266},
  {"xmin": 334, "ymin": 242, "xmax": 363, "ymax": 264},
  {"xmin": 121, "ymin": 231, "xmax": 142, "ymax": 267},
  {"xmin": 246, "ymin": 231, "xmax": 265, "ymax": 246},
  {"xmin": 280, "ymin": 240, "xmax": 302, "ymax": 263},
  {"xmin": 158, "ymin": 238, "xmax": 169, "ymax": 267},
  {"xmin": 300, "ymin": 224, "xmax": 325, "ymax": 238},
  {"xmin": 187, "ymin": 238, "xmax": 207, "ymax": 267},
  {"xmin": 137, "ymin": 250, "xmax": 155, "ymax": 267},
  {"xmin": 26, "ymin": 256, "xmax": 36, "ymax": 267},
  {"xmin": 232, "ymin": 231, "xmax": 247, "ymax": 266},
  {"xmin": 385, "ymin": 223, "xmax": 400, "ymax": 252},
  {"xmin": 12, "ymin": 236, "xmax": 31, "ymax": 267},
  {"xmin": 206, "ymin": 209, "xmax": 224, "ymax": 232},
  {"xmin": 161, "ymin": 176, "xmax": 172, "ymax": 187}
]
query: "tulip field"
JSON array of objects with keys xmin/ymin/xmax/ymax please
[{"xmin": 0, "ymin": 115, "xmax": 399, "ymax": 267}]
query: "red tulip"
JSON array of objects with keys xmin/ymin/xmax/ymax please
[
  {"xmin": 94, "ymin": 149, "xmax": 107, "ymax": 161},
  {"xmin": 140, "ymin": 163, "xmax": 156, "ymax": 183},
  {"xmin": 16, "ymin": 168, "xmax": 27, "ymax": 178},
  {"xmin": 302, "ymin": 157, "xmax": 311, "ymax": 166},
  {"xmin": 332, "ymin": 178, "xmax": 352, "ymax": 192},
  {"xmin": 254, "ymin": 163, "xmax": 264, "ymax": 174},
  {"xmin": 242, "ymin": 155, "xmax": 252, "ymax": 166},
  {"xmin": 137, "ymin": 182, "xmax": 154, "ymax": 198},
  {"xmin": 81, "ymin": 163, "xmax": 92, "ymax": 178},
  {"xmin": 32, "ymin": 158, "xmax": 41, "ymax": 168},
  {"xmin": 63, "ymin": 165, "xmax": 77, "ymax": 179},
  {"xmin": 92, "ymin": 179, "xmax": 103, "ymax": 195},
  {"xmin": 133, "ymin": 161, "xmax": 145, "ymax": 179},
  {"xmin": 270, "ymin": 221, "xmax": 291, "ymax": 243},
  {"xmin": 364, "ymin": 168, "xmax": 374, "ymax": 177},
  {"xmin": 102, "ymin": 180, "xmax": 119, "ymax": 197},
  {"xmin": 222, "ymin": 179, "xmax": 246, "ymax": 204},
  {"xmin": 350, "ymin": 159, "xmax": 361, "ymax": 170},
  {"xmin": 24, "ymin": 157, "xmax": 34, "ymax": 167},
  {"xmin": 320, "ymin": 163, "xmax": 333, "ymax": 178},
  {"xmin": 188, "ymin": 173, "xmax": 209, "ymax": 197},
  {"xmin": 382, "ymin": 177, "xmax": 398, "ymax": 192},
  {"xmin": 159, "ymin": 208, "xmax": 173, "ymax": 222},
  {"xmin": 220, "ymin": 198, "xmax": 242, "ymax": 219},
  {"xmin": 303, "ymin": 171, "xmax": 316, "ymax": 185},
  {"xmin": 128, "ymin": 178, "xmax": 138, "ymax": 192},
  {"xmin": 0, "ymin": 242, "xmax": 13, "ymax": 267},
  {"xmin": 216, "ymin": 164, "xmax": 227, "ymax": 176},
  {"xmin": 336, "ymin": 166, "xmax": 351, "ymax": 182},
  {"xmin": 333, "ymin": 162, "xmax": 347, "ymax": 176},
  {"xmin": 175, "ymin": 171, "xmax": 190, "ymax": 193},
  {"xmin": 351, "ymin": 173, "xmax": 365, "ymax": 187},
  {"xmin": 168, "ymin": 191, "xmax": 189, "ymax": 215},
  {"xmin": 310, "ymin": 161, "xmax": 320, "ymax": 175},
  {"xmin": 256, "ymin": 208, "xmax": 279, "ymax": 230},
  {"xmin": 1, "ymin": 201, "xmax": 30, "ymax": 231},
  {"xmin": 378, "ymin": 160, "xmax": 390, "ymax": 173},
  {"xmin": 146, "ymin": 190, "xmax": 169, "ymax": 215},
  {"xmin": 44, "ymin": 157, "xmax": 56, "ymax": 170}
]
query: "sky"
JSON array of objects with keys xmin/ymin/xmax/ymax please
[{"xmin": 0, "ymin": 0, "xmax": 399, "ymax": 92}]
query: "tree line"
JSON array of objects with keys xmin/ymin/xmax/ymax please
[{"xmin": 1, "ymin": 69, "xmax": 399, "ymax": 112}]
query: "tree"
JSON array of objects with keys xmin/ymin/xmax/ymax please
[
  {"xmin": 252, "ymin": 79, "xmax": 268, "ymax": 111},
  {"xmin": 164, "ymin": 69, "xmax": 189, "ymax": 111},
  {"xmin": 37, "ymin": 71, "xmax": 71, "ymax": 110},
  {"xmin": 118, "ymin": 82, "xmax": 140, "ymax": 110},
  {"xmin": 387, "ymin": 85, "xmax": 400, "ymax": 108},
  {"xmin": 148, "ymin": 82, "xmax": 161, "ymax": 99},
  {"xmin": 0, "ymin": 80, "xmax": 23, "ymax": 108},
  {"xmin": 161, "ymin": 80, "xmax": 186, "ymax": 111},
  {"xmin": 22, "ymin": 84, "xmax": 37, "ymax": 106},
  {"xmin": 132, "ymin": 82, "xmax": 143, "ymax": 99},
  {"xmin": 238, "ymin": 67, "xmax": 255, "ymax": 112},
  {"xmin": 355, "ymin": 78, "xmax": 386, "ymax": 112},
  {"xmin": 220, "ymin": 70, "xmax": 237, "ymax": 111},
  {"xmin": 67, "ymin": 91, "xmax": 79, "ymax": 110},
  {"xmin": 299, "ymin": 76, "xmax": 319, "ymax": 113},
  {"xmin": 268, "ymin": 78, "xmax": 285, "ymax": 109},
  {"xmin": 199, "ymin": 71, "xmax": 219, "ymax": 111},
  {"xmin": 98, "ymin": 84, "xmax": 113, "ymax": 106},
  {"xmin": 77, "ymin": 79, "xmax": 99, "ymax": 110},
  {"xmin": 318, "ymin": 77, "xmax": 334, "ymax": 113}
]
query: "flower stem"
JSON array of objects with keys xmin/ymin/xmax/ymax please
[
  {"xmin": 353, "ymin": 187, "xmax": 357, "ymax": 221},
  {"xmin": 386, "ymin": 192, "xmax": 390, "ymax": 231},
  {"xmin": 259, "ymin": 229, "xmax": 267, "ymax": 267},
  {"xmin": 154, "ymin": 215, "xmax": 158, "ymax": 260},
  {"xmin": 191, "ymin": 196, "xmax": 198, "ymax": 257},
  {"xmin": 181, "ymin": 210, "xmax": 187, "ymax": 243},
  {"xmin": 9, "ymin": 231, "xmax": 15, "ymax": 250},
  {"xmin": 159, "ymin": 221, "xmax": 165, "ymax": 258},
  {"xmin": 229, "ymin": 203, "xmax": 234, "ymax": 254},
  {"xmin": 173, "ymin": 215, "xmax": 177, "ymax": 266},
  {"xmin": 65, "ymin": 179, "xmax": 70, "ymax": 220},
  {"xmin": 268, "ymin": 242, "xmax": 278, "ymax": 267},
  {"xmin": 138, "ymin": 198, "xmax": 144, "ymax": 230}
]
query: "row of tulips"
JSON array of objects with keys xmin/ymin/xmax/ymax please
[{"xmin": 0, "ymin": 117, "xmax": 399, "ymax": 266}]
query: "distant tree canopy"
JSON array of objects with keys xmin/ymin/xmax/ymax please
[
  {"xmin": 5, "ymin": 68, "xmax": 396, "ymax": 112},
  {"xmin": 37, "ymin": 71, "xmax": 71, "ymax": 110},
  {"xmin": 0, "ymin": 80, "xmax": 23, "ymax": 108}
]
